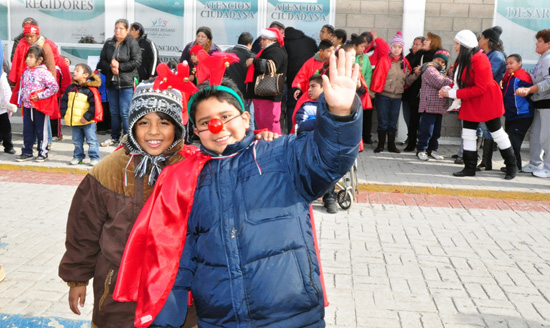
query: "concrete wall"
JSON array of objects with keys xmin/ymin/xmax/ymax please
[{"xmin": 335, "ymin": 0, "xmax": 497, "ymax": 140}]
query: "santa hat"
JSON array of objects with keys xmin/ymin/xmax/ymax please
[{"xmin": 260, "ymin": 27, "xmax": 284, "ymax": 46}]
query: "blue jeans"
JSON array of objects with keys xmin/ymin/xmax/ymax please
[
  {"xmin": 72, "ymin": 123, "xmax": 99, "ymax": 160},
  {"xmin": 375, "ymin": 95, "xmax": 401, "ymax": 133},
  {"xmin": 23, "ymin": 107, "xmax": 48, "ymax": 157},
  {"xmin": 107, "ymin": 86, "xmax": 134, "ymax": 140},
  {"xmin": 417, "ymin": 113, "xmax": 442, "ymax": 151}
]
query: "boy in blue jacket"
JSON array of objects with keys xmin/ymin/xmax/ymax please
[
  {"xmin": 501, "ymin": 54, "xmax": 534, "ymax": 171},
  {"xmin": 113, "ymin": 49, "xmax": 362, "ymax": 328}
]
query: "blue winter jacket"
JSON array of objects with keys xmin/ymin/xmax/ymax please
[
  {"xmin": 502, "ymin": 73, "xmax": 534, "ymax": 121},
  {"xmin": 487, "ymin": 50, "xmax": 506, "ymax": 83},
  {"xmin": 153, "ymin": 95, "xmax": 362, "ymax": 328}
]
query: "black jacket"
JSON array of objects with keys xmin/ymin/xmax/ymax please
[
  {"xmin": 97, "ymin": 35, "xmax": 142, "ymax": 89},
  {"xmin": 283, "ymin": 27, "xmax": 318, "ymax": 89},
  {"xmin": 225, "ymin": 45, "xmax": 255, "ymax": 99},
  {"xmin": 136, "ymin": 35, "xmax": 159, "ymax": 82},
  {"xmin": 247, "ymin": 42, "xmax": 288, "ymax": 102},
  {"xmin": 402, "ymin": 49, "xmax": 436, "ymax": 102}
]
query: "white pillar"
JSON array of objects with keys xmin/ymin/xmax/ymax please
[{"xmin": 397, "ymin": 0, "xmax": 427, "ymax": 143}]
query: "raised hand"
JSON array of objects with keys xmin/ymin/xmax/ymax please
[{"xmin": 322, "ymin": 48, "xmax": 360, "ymax": 115}]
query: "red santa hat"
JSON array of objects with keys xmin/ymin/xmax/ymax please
[{"xmin": 260, "ymin": 27, "xmax": 284, "ymax": 46}]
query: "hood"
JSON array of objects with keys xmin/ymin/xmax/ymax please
[
  {"xmin": 284, "ymin": 27, "xmax": 306, "ymax": 41},
  {"xmin": 76, "ymin": 73, "xmax": 102, "ymax": 88}
]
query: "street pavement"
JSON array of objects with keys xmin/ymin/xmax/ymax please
[{"xmin": 1, "ymin": 121, "xmax": 550, "ymax": 327}]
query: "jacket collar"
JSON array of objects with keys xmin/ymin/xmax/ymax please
[{"xmin": 200, "ymin": 130, "xmax": 255, "ymax": 158}]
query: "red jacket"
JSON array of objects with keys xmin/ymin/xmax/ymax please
[
  {"xmin": 457, "ymin": 51, "xmax": 504, "ymax": 122},
  {"xmin": 364, "ymin": 37, "xmax": 390, "ymax": 67},
  {"xmin": 291, "ymin": 56, "xmax": 325, "ymax": 93}
]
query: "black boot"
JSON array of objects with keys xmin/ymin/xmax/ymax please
[
  {"xmin": 387, "ymin": 132, "xmax": 401, "ymax": 153},
  {"xmin": 477, "ymin": 139, "xmax": 493, "ymax": 171},
  {"xmin": 453, "ymin": 150, "xmax": 477, "ymax": 177},
  {"xmin": 374, "ymin": 131, "xmax": 386, "ymax": 153},
  {"xmin": 499, "ymin": 147, "xmax": 518, "ymax": 180}
]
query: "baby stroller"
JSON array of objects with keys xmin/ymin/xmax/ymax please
[{"xmin": 335, "ymin": 160, "xmax": 359, "ymax": 209}]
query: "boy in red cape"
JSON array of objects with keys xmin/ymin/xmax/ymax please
[{"xmin": 114, "ymin": 49, "xmax": 363, "ymax": 327}]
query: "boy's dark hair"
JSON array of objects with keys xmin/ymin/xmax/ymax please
[
  {"xmin": 75, "ymin": 63, "xmax": 93, "ymax": 77},
  {"xmin": 341, "ymin": 43, "xmax": 355, "ymax": 52},
  {"xmin": 536, "ymin": 29, "xmax": 550, "ymax": 43},
  {"xmin": 115, "ymin": 18, "xmax": 129, "ymax": 30},
  {"xmin": 333, "ymin": 29, "xmax": 347, "ymax": 44},
  {"xmin": 322, "ymin": 24, "xmax": 335, "ymax": 35},
  {"xmin": 309, "ymin": 74, "xmax": 323, "ymax": 86},
  {"xmin": 167, "ymin": 59, "xmax": 178, "ymax": 70},
  {"xmin": 189, "ymin": 78, "xmax": 244, "ymax": 127},
  {"xmin": 25, "ymin": 46, "xmax": 44, "ymax": 62},
  {"xmin": 238, "ymin": 32, "xmax": 253, "ymax": 46},
  {"xmin": 361, "ymin": 31, "xmax": 373, "ymax": 44},
  {"xmin": 319, "ymin": 40, "xmax": 334, "ymax": 51},
  {"xmin": 348, "ymin": 33, "xmax": 367, "ymax": 47},
  {"xmin": 131, "ymin": 22, "xmax": 145, "ymax": 37},
  {"xmin": 507, "ymin": 53, "xmax": 522, "ymax": 63}
]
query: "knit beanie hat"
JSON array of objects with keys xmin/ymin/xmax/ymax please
[
  {"xmin": 433, "ymin": 49, "xmax": 451, "ymax": 65},
  {"xmin": 454, "ymin": 30, "xmax": 478, "ymax": 49},
  {"xmin": 126, "ymin": 83, "xmax": 186, "ymax": 185},
  {"xmin": 390, "ymin": 31, "xmax": 405, "ymax": 48},
  {"xmin": 482, "ymin": 26, "xmax": 503, "ymax": 44}
]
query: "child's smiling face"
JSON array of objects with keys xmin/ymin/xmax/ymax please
[
  {"xmin": 135, "ymin": 112, "xmax": 176, "ymax": 156},
  {"xmin": 194, "ymin": 98, "xmax": 250, "ymax": 155}
]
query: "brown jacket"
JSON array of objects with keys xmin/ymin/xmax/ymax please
[
  {"xmin": 379, "ymin": 60, "xmax": 418, "ymax": 99},
  {"xmin": 59, "ymin": 142, "xmax": 187, "ymax": 328}
]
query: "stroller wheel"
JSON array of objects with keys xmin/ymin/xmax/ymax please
[{"xmin": 337, "ymin": 189, "xmax": 352, "ymax": 210}]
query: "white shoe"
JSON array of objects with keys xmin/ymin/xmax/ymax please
[
  {"xmin": 70, "ymin": 158, "xmax": 83, "ymax": 165},
  {"xmin": 417, "ymin": 151, "xmax": 429, "ymax": 161},
  {"xmin": 522, "ymin": 163, "xmax": 543, "ymax": 173},
  {"xmin": 428, "ymin": 151, "xmax": 444, "ymax": 160},
  {"xmin": 532, "ymin": 169, "xmax": 550, "ymax": 178},
  {"xmin": 100, "ymin": 139, "xmax": 118, "ymax": 147},
  {"xmin": 89, "ymin": 159, "xmax": 100, "ymax": 166}
]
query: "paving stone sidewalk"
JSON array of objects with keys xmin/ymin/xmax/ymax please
[{"xmin": 1, "ymin": 174, "xmax": 550, "ymax": 327}]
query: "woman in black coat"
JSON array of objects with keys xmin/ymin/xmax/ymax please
[
  {"xmin": 97, "ymin": 18, "xmax": 142, "ymax": 146},
  {"xmin": 245, "ymin": 28, "xmax": 288, "ymax": 134}
]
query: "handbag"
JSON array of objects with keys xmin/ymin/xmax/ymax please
[{"xmin": 254, "ymin": 60, "xmax": 285, "ymax": 97}]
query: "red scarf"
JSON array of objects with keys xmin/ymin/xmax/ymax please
[{"xmin": 113, "ymin": 146, "xmax": 210, "ymax": 328}]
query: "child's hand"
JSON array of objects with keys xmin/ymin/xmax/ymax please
[
  {"xmin": 515, "ymin": 87, "xmax": 529, "ymax": 97},
  {"xmin": 30, "ymin": 94, "xmax": 38, "ymax": 102},
  {"xmin": 322, "ymin": 48, "xmax": 359, "ymax": 115},
  {"xmin": 255, "ymin": 130, "xmax": 281, "ymax": 142},
  {"xmin": 80, "ymin": 117, "xmax": 88, "ymax": 124},
  {"xmin": 68, "ymin": 286, "xmax": 86, "ymax": 315}
]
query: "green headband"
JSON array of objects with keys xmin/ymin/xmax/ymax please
[{"xmin": 187, "ymin": 85, "xmax": 245, "ymax": 125}]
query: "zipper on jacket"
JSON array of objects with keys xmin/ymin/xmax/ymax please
[
  {"xmin": 98, "ymin": 269, "xmax": 114, "ymax": 311},
  {"xmin": 306, "ymin": 251, "xmax": 321, "ymax": 299}
]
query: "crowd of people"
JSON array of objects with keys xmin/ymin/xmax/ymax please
[{"xmin": 0, "ymin": 15, "xmax": 548, "ymax": 328}]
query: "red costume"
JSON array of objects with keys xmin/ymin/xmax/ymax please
[
  {"xmin": 457, "ymin": 51, "xmax": 505, "ymax": 122},
  {"xmin": 292, "ymin": 56, "xmax": 325, "ymax": 93},
  {"xmin": 364, "ymin": 37, "xmax": 390, "ymax": 67}
]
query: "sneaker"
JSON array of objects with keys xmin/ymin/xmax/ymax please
[
  {"xmin": 15, "ymin": 154, "xmax": 34, "ymax": 162},
  {"xmin": 34, "ymin": 155, "xmax": 47, "ymax": 162},
  {"xmin": 47, "ymin": 143, "xmax": 52, "ymax": 150},
  {"xmin": 89, "ymin": 159, "xmax": 100, "ymax": 166},
  {"xmin": 4, "ymin": 148, "xmax": 16, "ymax": 154},
  {"xmin": 53, "ymin": 136, "xmax": 63, "ymax": 142},
  {"xmin": 532, "ymin": 169, "xmax": 550, "ymax": 178},
  {"xmin": 451, "ymin": 154, "xmax": 459, "ymax": 159},
  {"xmin": 428, "ymin": 151, "xmax": 444, "ymax": 160},
  {"xmin": 100, "ymin": 139, "xmax": 119, "ymax": 147},
  {"xmin": 70, "ymin": 158, "xmax": 83, "ymax": 165},
  {"xmin": 417, "ymin": 151, "xmax": 429, "ymax": 161},
  {"xmin": 522, "ymin": 163, "xmax": 543, "ymax": 173},
  {"xmin": 454, "ymin": 157, "xmax": 464, "ymax": 164}
]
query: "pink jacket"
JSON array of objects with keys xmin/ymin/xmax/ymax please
[{"xmin": 19, "ymin": 65, "xmax": 59, "ymax": 109}]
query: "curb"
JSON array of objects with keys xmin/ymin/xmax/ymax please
[
  {"xmin": 359, "ymin": 183, "xmax": 550, "ymax": 202},
  {"xmin": 0, "ymin": 163, "xmax": 89, "ymax": 175}
]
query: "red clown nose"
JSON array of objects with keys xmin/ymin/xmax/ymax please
[{"xmin": 208, "ymin": 118, "xmax": 224, "ymax": 134}]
